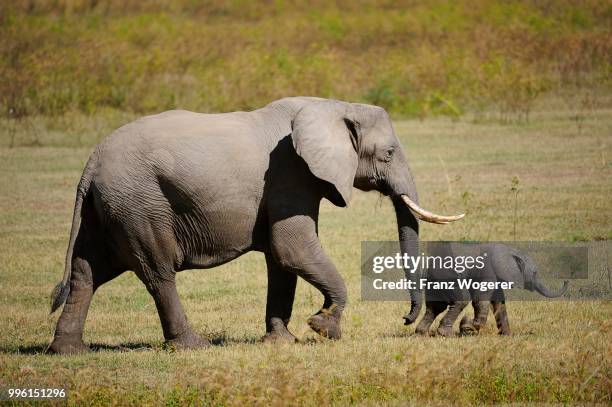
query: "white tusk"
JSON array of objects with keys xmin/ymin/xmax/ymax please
[{"xmin": 401, "ymin": 195, "xmax": 465, "ymax": 224}]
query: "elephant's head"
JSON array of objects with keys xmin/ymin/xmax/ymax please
[
  {"xmin": 509, "ymin": 248, "xmax": 569, "ymax": 298},
  {"xmin": 291, "ymin": 99, "xmax": 464, "ymax": 323}
]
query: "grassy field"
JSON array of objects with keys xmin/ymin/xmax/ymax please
[
  {"xmin": 0, "ymin": 95, "xmax": 610, "ymax": 405},
  {"xmin": 2, "ymin": 0, "xmax": 611, "ymax": 119}
]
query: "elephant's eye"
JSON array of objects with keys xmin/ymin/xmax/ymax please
[{"xmin": 382, "ymin": 147, "xmax": 395, "ymax": 162}]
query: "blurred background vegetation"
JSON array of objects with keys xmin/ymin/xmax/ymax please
[{"xmin": 1, "ymin": 0, "xmax": 611, "ymax": 121}]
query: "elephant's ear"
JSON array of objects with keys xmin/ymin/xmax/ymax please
[
  {"xmin": 511, "ymin": 252, "xmax": 532, "ymax": 289},
  {"xmin": 511, "ymin": 254, "xmax": 525, "ymax": 273},
  {"xmin": 291, "ymin": 100, "xmax": 359, "ymax": 207}
]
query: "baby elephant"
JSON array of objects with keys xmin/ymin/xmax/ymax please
[{"xmin": 414, "ymin": 243, "xmax": 569, "ymax": 337}]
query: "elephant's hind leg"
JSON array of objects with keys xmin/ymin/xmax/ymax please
[
  {"xmin": 473, "ymin": 300, "xmax": 490, "ymax": 331},
  {"xmin": 460, "ymin": 301, "xmax": 489, "ymax": 336},
  {"xmin": 492, "ymin": 302, "xmax": 511, "ymax": 335},
  {"xmin": 49, "ymin": 256, "xmax": 95, "ymax": 354},
  {"xmin": 49, "ymin": 233, "xmax": 122, "ymax": 354},
  {"xmin": 491, "ymin": 290, "xmax": 510, "ymax": 335},
  {"xmin": 136, "ymin": 265, "xmax": 210, "ymax": 349},
  {"xmin": 262, "ymin": 253, "xmax": 298, "ymax": 343}
]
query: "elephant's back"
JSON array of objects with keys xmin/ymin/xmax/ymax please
[
  {"xmin": 93, "ymin": 109, "xmax": 267, "ymax": 186},
  {"xmin": 97, "ymin": 109, "xmax": 260, "ymax": 152}
]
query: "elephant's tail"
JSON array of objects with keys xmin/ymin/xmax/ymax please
[{"xmin": 50, "ymin": 153, "xmax": 97, "ymax": 314}]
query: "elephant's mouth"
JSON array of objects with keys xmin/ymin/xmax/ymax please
[{"xmin": 399, "ymin": 194, "xmax": 465, "ymax": 225}]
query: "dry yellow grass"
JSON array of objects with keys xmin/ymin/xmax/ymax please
[{"xmin": 0, "ymin": 97, "xmax": 610, "ymax": 405}]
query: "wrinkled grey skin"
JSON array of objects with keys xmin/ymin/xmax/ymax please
[
  {"xmin": 48, "ymin": 97, "xmax": 430, "ymax": 354},
  {"xmin": 413, "ymin": 243, "xmax": 569, "ymax": 337}
]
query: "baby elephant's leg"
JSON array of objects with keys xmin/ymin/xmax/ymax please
[
  {"xmin": 437, "ymin": 300, "xmax": 468, "ymax": 337},
  {"xmin": 468, "ymin": 285, "xmax": 498, "ymax": 332},
  {"xmin": 415, "ymin": 302, "xmax": 446, "ymax": 335},
  {"xmin": 491, "ymin": 302, "xmax": 511, "ymax": 335},
  {"xmin": 472, "ymin": 300, "xmax": 490, "ymax": 331},
  {"xmin": 436, "ymin": 284, "xmax": 470, "ymax": 337},
  {"xmin": 460, "ymin": 301, "xmax": 488, "ymax": 335}
]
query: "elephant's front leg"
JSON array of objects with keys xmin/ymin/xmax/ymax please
[
  {"xmin": 263, "ymin": 253, "xmax": 298, "ymax": 343},
  {"xmin": 415, "ymin": 301, "xmax": 447, "ymax": 335},
  {"xmin": 270, "ymin": 215, "xmax": 347, "ymax": 340}
]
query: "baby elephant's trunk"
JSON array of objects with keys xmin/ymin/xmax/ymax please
[{"xmin": 532, "ymin": 279, "xmax": 569, "ymax": 298}]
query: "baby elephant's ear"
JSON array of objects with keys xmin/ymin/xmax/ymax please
[{"xmin": 291, "ymin": 100, "xmax": 359, "ymax": 207}]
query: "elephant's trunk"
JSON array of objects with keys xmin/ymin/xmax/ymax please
[
  {"xmin": 386, "ymin": 151, "xmax": 463, "ymax": 324},
  {"xmin": 532, "ymin": 279, "xmax": 569, "ymax": 298},
  {"xmin": 392, "ymin": 196, "xmax": 422, "ymax": 325}
]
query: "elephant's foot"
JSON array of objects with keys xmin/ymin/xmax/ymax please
[
  {"xmin": 472, "ymin": 320, "xmax": 486, "ymax": 333},
  {"xmin": 47, "ymin": 336, "xmax": 89, "ymax": 355},
  {"xmin": 415, "ymin": 324, "xmax": 431, "ymax": 336},
  {"xmin": 436, "ymin": 325, "xmax": 455, "ymax": 337},
  {"xmin": 164, "ymin": 330, "xmax": 210, "ymax": 350},
  {"xmin": 498, "ymin": 327, "xmax": 511, "ymax": 336},
  {"xmin": 307, "ymin": 311, "xmax": 341, "ymax": 340},
  {"xmin": 263, "ymin": 318, "xmax": 298, "ymax": 343},
  {"xmin": 459, "ymin": 316, "xmax": 479, "ymax": 336},
  {"xmin": 262, "ymin": 329, "xmax": 298, "ymax": 344}
]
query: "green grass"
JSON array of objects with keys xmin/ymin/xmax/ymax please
[
  {"xmin": 0, "ymin": 97, "xmax": 610, "ymax": 405},
  {"xmin": 2, "ymin": 0, "xmax": 611, "ymax": 118}
]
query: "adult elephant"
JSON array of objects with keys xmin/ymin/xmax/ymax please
[{"xmin": 48, "ymin": 97, "xmax": 463, "ymax": 354}]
